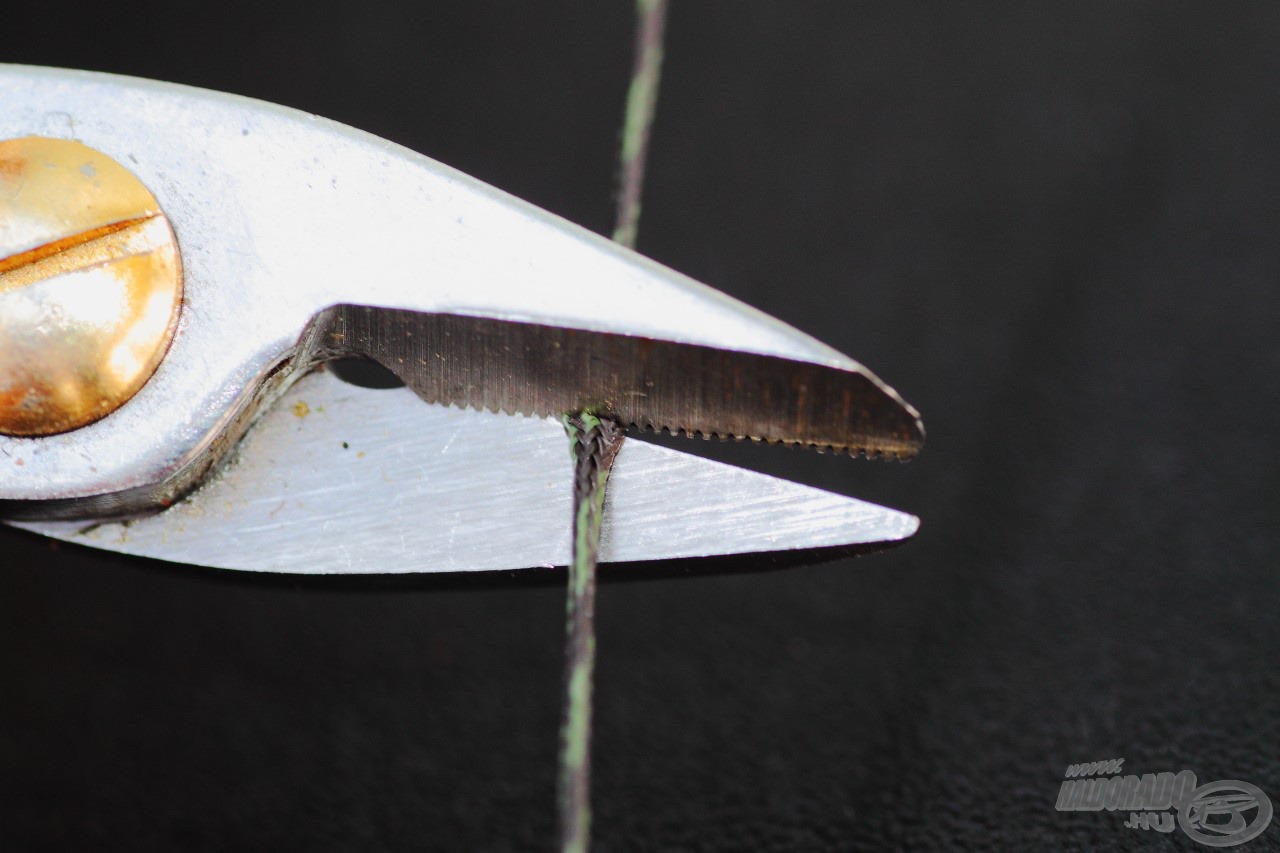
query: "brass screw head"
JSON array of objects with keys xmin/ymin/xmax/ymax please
[{"xmin": 0, "ymin": 136, "xmax": 183, "ymax": 436}]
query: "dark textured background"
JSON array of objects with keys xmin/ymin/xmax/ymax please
[{"xmin": 3, "ymin": 2, "xmax": 1278, "ymax": 850}]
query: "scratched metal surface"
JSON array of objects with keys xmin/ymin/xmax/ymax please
[{"xmin": 17, "ymin": 369, "xmax": 917, "ymax": 573}]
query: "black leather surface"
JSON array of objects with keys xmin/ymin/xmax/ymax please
[{"xmin": 3, "ymin": 3, "xmax": 1278, "ymax": 850}]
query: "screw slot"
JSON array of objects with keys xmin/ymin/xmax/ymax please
[{"xmin": 0, "ymin": 137, "xmax": 183, "ymax": 437}]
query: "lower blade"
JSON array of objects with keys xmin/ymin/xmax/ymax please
[{"xmin": 12, "ymin": 370, "xmax": 918, "ymax": 574}]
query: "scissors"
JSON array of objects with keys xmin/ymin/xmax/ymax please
[{"xmin": 0, "ymin": 65, "xmax": 924, "ymax": 576}]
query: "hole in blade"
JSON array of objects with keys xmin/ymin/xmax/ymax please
[{"xmin": 326, "ymin": 357, "xmax": 406, "ymax": 390}]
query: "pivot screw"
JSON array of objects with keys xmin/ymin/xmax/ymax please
[{"xmin": 0, "ymin": 137, "xmax": 182, "ymax": 436}]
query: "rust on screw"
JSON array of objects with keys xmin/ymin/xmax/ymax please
[{"xmin": 0, "ymin": 136, "xmax": 183, "ymax": 436}]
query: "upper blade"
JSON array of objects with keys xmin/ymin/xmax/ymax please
[
  {"xmin": 309, "ymin": 307, "xmax": 924, "ymax": 460},
  {"xmin": 11, "ymin": 370, "xmax": 917, "ymax": 574},
  {"xmin": 0, "ymin": 65, "xmax": 922, "ymax": 519}
]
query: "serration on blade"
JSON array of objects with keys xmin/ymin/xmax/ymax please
[
  {"xmin": 309, "ymin": 307, "xmax": 925, "ymax": 461},
  {"xmin": 14, "ymin": 370, "xmax": 919, "ymax": 574}
]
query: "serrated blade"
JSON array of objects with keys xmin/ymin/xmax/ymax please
[
  {"xmin": 306, "ymin": 307, "xmax": 925, "ymax": 460},
  {"xmin": 11, "ymin": 370, "xmax": 918, "ymax": 574}
]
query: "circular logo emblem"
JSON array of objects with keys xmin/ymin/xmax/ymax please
[{"xmin": 1178, "ymin": 780, "xmax": 1273, "ymax": 847}]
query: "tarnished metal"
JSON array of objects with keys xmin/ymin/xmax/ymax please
[
  {"xmin": 0, "ymin": 136, "xmax": 182, "ymax": 436},
  {"xmin": 0, "ymin": 66, "xmax": 921, "ymax": 521}
]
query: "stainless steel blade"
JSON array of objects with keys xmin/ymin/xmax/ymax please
[{"xmin": 11, "ymin": 370, "xmax": 918, "ymax": 574}]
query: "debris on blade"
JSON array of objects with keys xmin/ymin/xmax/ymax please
[{"xmin": 13, "ymin": 371, "xmax": 919, "ymax": 574}]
